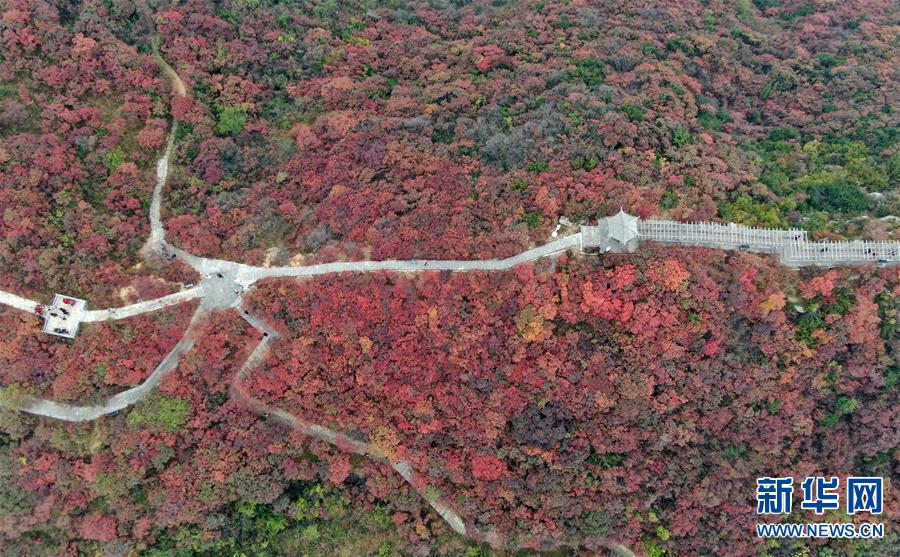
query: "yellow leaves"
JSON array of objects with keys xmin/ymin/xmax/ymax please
[
  {"xmin": 481, "ymin": 410, "xmax": 505, "ymax": 443},
  {"xmin": 319, "ymin": 110, "xmax": 358, "ymax": 137},
  {"xmin": 759, "ymin": 292, "xmax": 786, "ymax": 315},
  {"xmin": 345, "ymin": 36, "xmax": 370, "ymax": 46},
  {"xmin": 328, "ymin": 184, "xmax": 348, "ymax": 198},
  {"xmin": 513, "ymin": 305, "xmax": 545, "ymax": 343},
  {"xmin": 414, "ymin": 521, "xmax": 431, "ymax": 538},
  {"xmin": 792, "ymin": 416, "xmax": 814, "ymax": 436},
  {"xmin": 594, "ymin": 391, "xmax": 616, "ymax": 412},
  {"xmin": 370, "ymin": 426, "xmax": 401, "ymax": 461},
  {"xmin": 358, "ymin": 336, "xmax": 373, "ymax": 356},
  {"xmin": 779, "ymin": 366, "xmax": 797, "ymax": 385},
  {"xmin": 325, "ymin": 75, "xmax": 354, "ymax": 92},
  {"xmin": 0, "ymin": 383, "xmax": 29, "ymax": 410},
  {"xmin": 811, "ymin": 328, "xmax": 832, "ymax": 345},
  {"xmin": 799, "ymin": 343, "xmax": 815, "ymax": 359},
  {"xmin": 88, "ymin": 420, "xmax": 107, "ymax": 454},
  {"xmin": 419, "ymin": 306, "xmax": 440, "ymax": 332}
]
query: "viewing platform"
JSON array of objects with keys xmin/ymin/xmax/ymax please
[{"xmin": 40, "ymin": 294, "xmax": 86, "ymax": 339}]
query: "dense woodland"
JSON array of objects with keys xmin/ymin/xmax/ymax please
[
  {"xmin": 1, "ymin": 0, "xmax": 898, "ymax": 300},
  {"xmin": 154, "ymin": 0, "xmax": 900, "ymax": 265},
  {"xmin": 242, "ymin": 251, "xmax": 898, "ymax": 555},
  {"xmin": 0, "ymin": 301, "xmax": 196, "ymax": 403},
  {"xmin": 0, "ymin": 0, "xmax": 898, "ymax": 556}
]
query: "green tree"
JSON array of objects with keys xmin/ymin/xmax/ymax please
[
  {"xmin": 672, "ymin": 126, "xmax": 693, "ymax": 147},
  {"xmin": 621, "ymin": 104, "xmax": 646, "ymax": 122},
  {"xmin": 568, "ymin": 57, "xmax": 605, "ymax": 86},
  {"xmin": 216, "ymin": 105, "xmax": 248, "ymax": 136},
  {"xmin": 127, "ymin": 395, "xmax": 190, "ymax": 431},
  {"xmin": 806, "ymin": 182, "xmax": 868, "ymax": 213}
]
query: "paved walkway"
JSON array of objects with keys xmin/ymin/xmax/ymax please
[
  {"xmin": 229, "ymin": 311, "xmax": 471, "ymax": 537},
  {"xmin": 14, "ymin": 307, "xmax": 205, "ymax": 421},
  {"xmin": 144, "ymin": 123, "xmax": 177, "ymax": 254},
  {"xmin": 633, "ymin": 219, "xmax": 899, "ymax": 267},
  {"xmin": 81, "ymin": 286, "xmax": 204, "ymax": 322},
  {"xmin": 229, "ymin": 306, "xmax": 633, "ymax": 556},
  {"xmin": 2, "ymin": 71, "xmax": 896, "ymax": 420},
  {"xmin": 0, "ymin": 290, "xmax": 41, "ymax": 314}
]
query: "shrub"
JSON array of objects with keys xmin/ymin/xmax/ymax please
[
  {"xmin": 104, "ymin": 149, "xmax": 126, "ymax": 171},
  {"xmin": 608, "ymin": 55, "xmax": 641, "ymax": 72},
  {"xmin": 526, "ymin": 160, "xmax": 549, "ymax": 173},
  {"xmin": 753, "ymin": 0, "xmax": 779, "ymax": 9},
  {"xmin": 660, "ymin": 190, "xmax": 680, "ymax": 209},
  {"xmin": 768, "ymin": 127, "xmax": 800, "ymax": 141},
  {"xmin": 759, "ymin": 74, "xmax": 795, "ymax": 100},
  {"xmin": 128, "ymin": 395, "xmax": 190, "ymax": 430},
  {"xmin": 666, "ymin": 37, "xmax": 700, "ymax": 57},
  {"xmin": 836, "ymin": 396, "xmax": 859, "ymax": 415},
  {"xmin": 568, "ymin": 57, "xmax": 605, "ymax": 86},
  {"xmin": 216, "ymin": 105, "xmax": 248, "ymax": 136},
  {"xmin": 431, "ymin": 130, "xmax": 454, "ymax": 144},
  {"xmin": 795, "ymin": 309, "xmax": 824, "ymax": 345},
  {"xmin": 521, "ymin": 211, "xmax": 541, "ymax": 228},
  {"xmin": 175, "ymin": 121, "xmax": 194, "ymax": 142},
  {"xmin": 697, "ymin": 108, "xmax": 731, "ymax": 131},
  {"xmin": 588, "ymin": 452, "xmax": 627, "ymax": 469},
  {"xmin": 672, "ymin": 126, "xmax": 693, "ymax": 147},
  {"xmin": 884, "ymin": 364, "xmax": 899, "ymax": 389},
  {"xmin": 621, "ymin": 104, "xmax": 646, "ymax": 122},
  {"xmin": 806, "ymin": 182, "xmax": 868, "ymax": 213},
  {"xmin": 578, "ymin": 510, "xmax": 613, "ymax": 537},
  {"xmin": 815, "ymin": 52, "xmax": 846, "ymax": 69},
  {"xmin": 571, "ymin": 156, "xmax": 600, "ymax": 171}
]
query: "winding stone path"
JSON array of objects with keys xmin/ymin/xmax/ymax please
[
  {"xmin": 230, "ymin": 306, "xmax": 634, "ymax": 556},
  {"xmin": 12, "ymin": 306, "xmax": 205, "ymax": 421}
]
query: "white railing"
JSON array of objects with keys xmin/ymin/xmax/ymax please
[
  {"xmin": 636, "ymin": 219, "xmax": 897, "ymax": 267},
  {"xmin": 780, "ymin": 239, "xmax": 898, "ymax": 265}
]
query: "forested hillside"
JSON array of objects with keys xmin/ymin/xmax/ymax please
[
  {"xmin": 151, "ymin": 0, "xmax": 898, "ymax": 263},
  {"xmin": 0, "ymin": 1, "xmax": 897, "ymax": 556}
]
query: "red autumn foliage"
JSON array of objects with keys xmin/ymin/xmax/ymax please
[
  {"xmin": 470, "ymin": 454, "xmax": 506, "ymax": 482},
  {"xmin": 0, "ymin": 1, "xmax": 898, "ymax": 556},
  {"xmin": 76, "ymin": 514, "xmax": 117, "ymax": 542}
]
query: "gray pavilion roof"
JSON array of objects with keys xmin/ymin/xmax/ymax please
[{"xmin": 606, "ymin": 209, "xmax": 639, "ymax": 245}]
